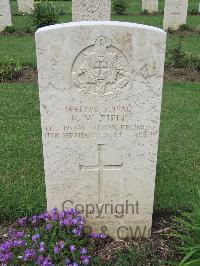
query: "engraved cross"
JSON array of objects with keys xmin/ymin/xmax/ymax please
[
  {"xmin": 80, "ymin": 144, "xmax": 123, "ymax": 203},
  {"xmin": 94, "ymin": 59, "xmax": 108, "ymax": 77}
]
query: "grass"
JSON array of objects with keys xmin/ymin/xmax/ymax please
[
  {"xmin": 155, "ymin": 82, "xmax": 200, "ymax": 213},
  {"xmin": 170, "ymin": 204, "xmax": 200, "ymax": 265},
  {"xmin": 8, "ymin": 0, "xmax": 200, "ymax": 31},
  {"xmin": 10, "ymin": 0, "xmax": 200, "ymax": 17},
  {"xmin": 167, "ymin": 35, "xmax": 200, "ymax": 58},
  {"xmin": 0, "ymin": 0, "xmax": 198, "ymax": 66},
  {"xmin": 0, "ymin": 83, "xmax": 45, "ymax": 221},
  {"xmin": 0, "ymin": 34, "xmax": 199, "ymax": 67},
  {"xmin": 0, "ymin": 36, "xmax": 36, "ymax": 65},
  {"xmin": 123, "ymin": 0, "xmax": 200, "ymax": 14},
  {"xmin": 0, "ymin": 82, "xmax": 199, "ymax": 222}
]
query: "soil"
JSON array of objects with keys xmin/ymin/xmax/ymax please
[
  {"xmin": 0, "ymin": 32, "xmax": 34, "ymax": 37},
  {"xmin": 92, "ymin": 214, "xmax": 181, "ymax": 265},
  {"xmin": 7, "ymin": 65, "xmax": 200, "ymax": 84},
  {"xmin": 168, "ymin": 30, "xmax": 200, "ymax": 36},
  {"xmin": 8, "ymin": 66, "xmax": 38, "ymax": 83},
  {"xmin": 164, "ymin": 66, "xmax": 200, "ymax": 82}
]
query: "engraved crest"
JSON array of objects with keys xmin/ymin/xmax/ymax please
[
  {"xmin": 82, "ymin": 0, "xmax": 100, "ymax": 13},
  {"xmin": 72, "ymin": 36, "xmax": 130, "ymax": 101}
]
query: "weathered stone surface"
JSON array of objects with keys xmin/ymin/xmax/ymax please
[
  {"xmin": 17, "ymin": 0, "xmax": 34, "ymax": 14},
  {"xmin": 0, "ymin": 0, "xmax": 12, "ymax": 32},
  {"xmin": 163, "ymin": 0, "xmax": 188, "ymax": 30},
  {"xmin": 36, "ymin": 21, "xmax": 166, "ymax": 239},
  {"xmin": 142, "ymin": 0, "xmax": 158, "ymax": 13},
  {"xmin": 72, "ymin": 0, "xmax": 111, "ymax": 21}
]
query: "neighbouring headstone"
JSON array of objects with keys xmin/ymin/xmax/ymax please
[
  {"xmin": 72, "ymin": 0, "xmax": 111, "ymax": 21},
  {"xmin": 0, "ymin": 0, "xmax": 12, "ymax": 32},
  {"xmin": 142, "ymin": 0, "xmax": 158, "ymax": 13},
  {"xmin": 36, "ymin": 21, "xmax": 166, "ymax": 239},
  {"xmin": 163, "ymin": 0, "xmax": 188, "ymax": 30},
  {"xmin": 17, "ymin": 0, "xmax": 34, "ymax": 14}
]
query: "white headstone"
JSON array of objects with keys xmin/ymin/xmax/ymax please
[
  {"xmin": 0, "ymin": 0, "xmax": 12, "ymax": 32},
  {"xmin": 163, "ymin": 0, "xmax": 188, "ymax": 30},
  {"xmin": 142, "ymin": 0, "xmax": 158, "ymax": 13},
  {"xmin": 72, "ymin": 0, "xmax": 111, "ymax": 21},
  {"xmin": 36, "ymin": 21, "xmax": 166, "ymax": 239},
  {"xmin": 17, "ymin": 0, "xmax": 34, "ymax": 14}
]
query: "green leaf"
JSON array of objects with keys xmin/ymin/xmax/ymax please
[
  {"xmin": 180, "ymin": 249, "xmax": 200, "ymax": 265},
  {"xmin": 182, "ymin": 259, "xmax": 200, "ymax": 266}
]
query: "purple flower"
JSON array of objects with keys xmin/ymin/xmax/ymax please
[
  {"xmin": 59, "ymin": 241, "xmax": 65, "ymax": 249},
  {"xmin": 77, "ymin": 216, "xmax": 84, "ymax": 222},
  {"xmin": 66, "ymin": 208, "xmax": 77, "ymax": 215},
  {"xmin": 59, "ymin": 211, "xmax": 65, "ymax": 219},
  {"xmin": 79, "ymin": 220, "xmax": 85, "ymax": 226},
  {"xmin": 78, "ymin": 225, "xmax": 84, "ymax": 231},
  {"xmin": 72, "ymin": 218, "xmax": 78, "ymax": 225},
  {"xmin": 38, "ymin": 214, "xmax": 45, "ymax": 220},
  {"xmin": 81, "ymin": 255, "xmax": 90, "ymax": 265},
  {"xmin": 0, "ymin": 254, "xmax": 6, "ymax": 263},
  {"xmin": 0, "ymin": 252, "xmax": 13, "ymax": 263},
  {"xmin": 59, "ymin": 219, "xmax": 65, "ymax": 226},
  {"xmin": 65, "ymin": 258, "xmax": 72, "ymax": 265},
  {"xmin": 40, "ymin": 242, "xmax": 45, "ymax": 253},
  {"xmin": 0, "ymin": 241, "xmax": 12, "ymax": 252},
  {"xmin": 42, "ymin": 256, "xmax": 53, "ymax": 265},
  {"xmin": 36, "ymin": 255, "xmax": 44, "ymax": 265},
  {"xmin": 18, "ymin": 217, "xmax": 27, "ymax": 226},
  {"xmin": 0, "ymin": 208, "xmax": 101, "ymax": 266},
  {"xmin": 23, "ymin": 249, "xmax": 36, "ymax": 261},
  {"xmin": 13, "ymin": 239, "xmax": 25, "ymax": 247},
  {"xmin": 51, "ymin": 208, "xmax": 57, "ymax": 214},
  {"xmin": 37, "ymin": 255, "xmax": 53, "ymax": 266},
  {"xmin": 52, "ymin": 213, "xmax": 58, "ymax": 221},
  {"xmin": 43, "ymin": 212, "xmax": 51, "ymax": 220},
  {"xmin": 88, "ymin": 233, "xmax": 106, "ymax": 239},
  {"xmin": 69, "ymin": 245, "xmax": 76, "ymax": 252},
  {"xmin": 99, "ymin": 233, "xmax": 106, "ymax": 239},
  {"xmin": 89, "ymin": 233, "xmax": 97, "ymax": 238},
  {"xmin": 8, "ymin": 228, "xmax": 24, "ymax": 239},
  {"xmin": 72, "ymin": 228, "xmax": 81, "ymax": 236},
  {"xmin": 54, "ymin": 241, "xmax": 65, "ymax": 254},
  {"xmin": 31, "ymin": 215, "xmax": 38, "ymax": 225},
  {"xmin": 32, "ymin": 234, "xmax": 40, "ymax": 242},
  {"xmin": 80, "ymin": 248, "xmax": 88, "ymax": 255},
  {"xmin": 54, "ymin": 245, "xmax": 60, "ymax": 254},
  {"xmin": 44, "ymin": 224, "xmax": 52, "ymax": 231},
  {"xmin": 16, "ymin": 231, "xmax": 24, "ymax": 238},
  {"xmin": 63, "ymin": 218, "xmax": 72, "ymax": 226}
]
